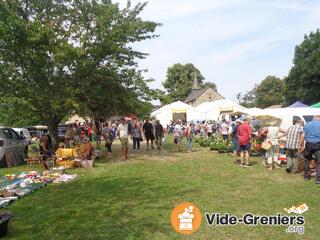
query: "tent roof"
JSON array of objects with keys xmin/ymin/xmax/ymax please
[
  {"xmin": 287, "ymin": 101, "xmax": 309, "ymax": 108},
  {"xmin": 311, "ymin": 102, "xmax": 320, "ymax": 108},
  {"xmin": 151, "ymin": 101, "xmax": 197, "ymax": 116},
  {"xmin": 244, "ymin": 107, "xmax": 265, "ymax": 116},
  {"xmin": 195, "ymin": 99, "xmax": 246, "ymax": 113}
]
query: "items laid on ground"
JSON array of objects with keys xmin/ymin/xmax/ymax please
[
  {"xmin": 0, "ymin": 169, "xmax": 77, "ymax": 207},
  {"xmin": 54, "ymin": 145, "xmax": 95, "ymax": 169}
]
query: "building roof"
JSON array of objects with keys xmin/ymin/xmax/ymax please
[
  {"xmin": 185, "ymin": 88, "xmax": 208, "ymax": 102},
  {"xmin": 185, "ymin": 87, "xmax": 224, "ymax": 103}
]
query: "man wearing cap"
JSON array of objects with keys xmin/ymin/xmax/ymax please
[
  {"xmin": 299, "ymin": 115, "xmax": 320, "ymax": 183},
  {"xmin": 237, "ymin": 118, "xmax": 253, "ymax": 167}
]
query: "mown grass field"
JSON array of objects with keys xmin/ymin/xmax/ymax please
[{"xmin": 0, "ymin": 136, "xmax": 319, "ymax": 240}]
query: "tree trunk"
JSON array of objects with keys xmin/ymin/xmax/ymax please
[{"xmin": 47, "ymin": 117, "xmax": 60, "ymax": 149}]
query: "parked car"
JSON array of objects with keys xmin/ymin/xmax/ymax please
[
  {"xmin": 58, "ymin": 125, "xmax": 68, "ymax": 142},
  {"xmin": 26, "ymin": 126, "xmax": 48, "ymax": 142},
  {"xmin": 12, "ymin": 128, "xmax": 31, "ymax": 144},
  {"xmin": 0, "ymin": 128, "xmax": 29, "ymax": 167}
]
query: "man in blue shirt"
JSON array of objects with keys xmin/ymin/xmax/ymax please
[{"xmin": 299, "ymin": 115, "xmax": 320, "ymax": 183}]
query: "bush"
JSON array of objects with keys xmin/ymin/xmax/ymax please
[{"xmin": 197, "ymin": 135, "xmax": 233, "ymax": 152}]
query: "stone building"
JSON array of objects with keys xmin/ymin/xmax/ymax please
[{"xmin": 185, "ymin": 75, "xmax": 224, "ymax": 107}]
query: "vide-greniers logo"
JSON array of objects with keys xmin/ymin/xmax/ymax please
[
  {"xmin": 170, "ymin": 202, "xmax": 202, "ymax": 235},
  {"xmin": 171, "ymin": 202, "xmax": 307, "ymax": 235}
]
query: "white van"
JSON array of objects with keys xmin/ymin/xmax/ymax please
[
  {"xmin": 280, "ymin": 115, "xmax": 314, "ymax": 131},
  {"xmin": 12, "ymin": 128, "xmax": 31, "ymax": 144}
]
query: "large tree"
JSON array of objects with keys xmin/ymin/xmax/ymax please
[
  {"xmin": 162, "ymin": 63, "xmax": 216, "ymax": 103},
  {"xmin": 285, "ymin": 29, "xmax": 320, "ymax": 105},
  {"xmin": 255, "ymin": 76, "xmax": 284, "ymax": 108},
  {"xmin": 0, "ymin": 0, "xmax": 158, "ymax": 143},
  {"xmin": 236, "ymin": 85, "xmax": 257, "ymax": 108},
  {"xmin": 236, "ymin": 76, "xmax": 284, "ymax": 108}
]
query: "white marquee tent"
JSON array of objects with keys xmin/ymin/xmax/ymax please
[
  {"xmin": 150, "ymin": 101, "xmax": 202, "ymax": 126},
  {"xmin": 195, "ymin": 99, "xmax": 247, "ymax": 120},
  {"xmin": 263, "ymin": 107, "xmax": 320, "ymax": 118}
]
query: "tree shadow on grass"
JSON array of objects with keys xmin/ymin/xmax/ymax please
[{"xmin": 6, "ymin": 176, "xmax": 183, "ymax": 240}]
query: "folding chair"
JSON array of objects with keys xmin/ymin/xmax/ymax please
[{"xmin": 24, "ymin": 146, "xmax": 42, "ymax": 166}]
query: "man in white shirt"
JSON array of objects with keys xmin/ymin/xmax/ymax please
[
  {"xmin": 117, "ymin": 118, "xmax": 129, "ymax": 160},
  {"xmin": 174, "ymin": 120, "xmax": 183, "ymax": 152},
  {"xmin": 220, "ymin": 120, "xmax": 230, "ymax": 140}
]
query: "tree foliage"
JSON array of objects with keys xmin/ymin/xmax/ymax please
[
  {"xmin": 237, "ymin": 76, "xmax": 284, "ymax": 108},
  {"xmin": 162, "ymin": 63, "xmax": 211, "ymax": 103},
  {"xmin": 236, "ymin": 85, "xmax": 257, "ymax": 108},
  {"xmin": 0, "ymin": 0, "xmax": 159, "ymax": 143},
  {"xmin": 255, "ymin": 76, "xmax": 284, "ymax": 108},
  {"xmin": 285, "ymin": 29, "xmax": 320, "ymax": 105},
  {"xmin": 202, "ymin": 81, "xmax": 217, "ymax": 91}
]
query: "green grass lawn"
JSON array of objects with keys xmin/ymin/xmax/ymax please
[{"xmin": 0, "ymin": 137, "xmax": 319, "ymax": 240}]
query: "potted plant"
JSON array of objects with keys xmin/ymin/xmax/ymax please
[{"xmin": 0, "ymin": 211, "xmax": 12, "ymax": 238}]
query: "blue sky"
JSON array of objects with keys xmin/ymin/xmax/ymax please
[{"xmin": 115, "ymin": 0, "xmax": 320, "ymax": 102}]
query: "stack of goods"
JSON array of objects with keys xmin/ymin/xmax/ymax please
[
  {"xmin": 0, "ymin": 170, "xmax": 77, "ymax": 207},
  {"xmin": 55, "ymin": 159, "xmax": 75, "ymax": 169},
  {"xmin": 55, "ymin": 148, "xmax": 77, "ymax": 169}
]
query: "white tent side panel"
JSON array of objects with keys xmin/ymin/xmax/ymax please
[
  {"xmin": 263, "ymin": 107, "xmax": 320, "ymax": 118},
  {"xmin": 186, "ymin": 109, "xmax": 203, "ymax": 122},
  {"xmin": 153, "ymin": 109, "xmax": 172, "ymax": 127},
  {"xmin": 151, "ymin": 101, "xmax": 203, "ymax": 126},
  {"xmin": 203, "ymin": 108, "xmax": 220, "ymax": 120},
  {"xmin": 195, "ymin": 99, "xmax": 248, "ymax": 120}
]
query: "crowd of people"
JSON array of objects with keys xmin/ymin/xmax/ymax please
[
  {"xmin": 225, "ymin": 115, "xmax": 320, "ymax": 184},
  {"xmin": 60, "ymin": 118, "xmax": 166, "ymax": 160},
  {"xmin": 37, "ymin": 114, "xmax": 320, "ymax": 184},
  {"xmin": 167, "ymin": 115, "xmax": 320, "ymax": 184}
]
